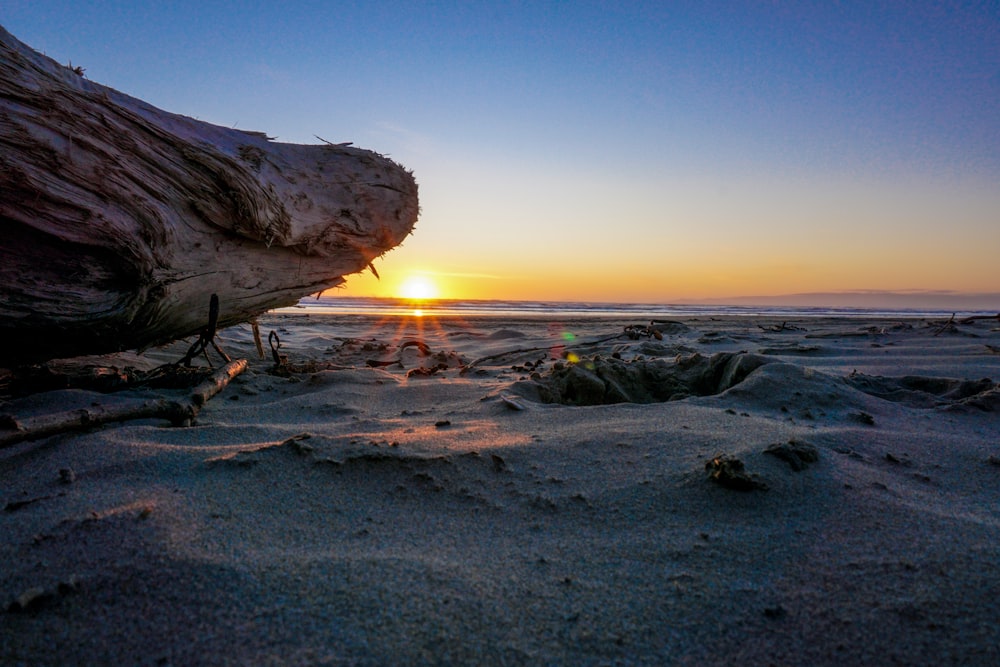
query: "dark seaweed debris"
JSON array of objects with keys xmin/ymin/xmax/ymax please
[
  {"xmin": 764, "ymin": 440, "xmax": 820, "ymax": 471},
  {"xmin": 705, "ymin": 455, "xmax": 768, "ymax": 491}
]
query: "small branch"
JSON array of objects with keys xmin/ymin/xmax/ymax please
[
  {"xmin": 251, "ymin": 320, "xmax": 266, "ymax": 359},
  {"xmin": 269, "ymin": 331, "xmax": 287, "ymax": 368},
  {"xmin": 188, "ymin": 358, "xmax": 248, "ymax": 410},
  {"xmin": 932, "ymin": 313, "xmax": 957, "ymax": 337},
  {"xmin": 314, "ymin": 135, "xmax": 352, "ymax": 147}
]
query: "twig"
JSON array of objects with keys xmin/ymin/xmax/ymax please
[
  {"xmin": 269, "ymin": 331, "xmax": 287, "ymax": 369},
  {"xmin": 251, "ymin": 320, "xmax": 265, "ymax": 359},
  {"xmin": 314, "ymin": 135, "xmax": 352, "ymax": 147},
  {"xmin": 932, "ymin": 313, "xmax": 957, "ymax": 337},
  {"xmin": 0, "ymin": 359, "xmax": 247, "ymax": 448},
  {"xmin": 187, "ymin": 359, "xmax": 247, "ymax": 411}
]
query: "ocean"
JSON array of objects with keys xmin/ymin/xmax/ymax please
[{"xmin": 277, "ymin": 296, "xmax": 982, "ymax": 320}]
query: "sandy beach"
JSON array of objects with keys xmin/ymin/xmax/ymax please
[{"xmin": 3, "ymin": 311, "xmax": 1000, "ymax": 665}]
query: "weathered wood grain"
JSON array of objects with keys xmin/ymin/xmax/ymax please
[{"xmin": 0, "ymin": 25, "xmax": 418, "ymax": 364}]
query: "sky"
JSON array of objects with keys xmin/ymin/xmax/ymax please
[{"xmin": 5, "ymin": 2, "xmax": 1000, "ymax": 306}]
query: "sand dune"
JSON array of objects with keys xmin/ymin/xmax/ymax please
[{"xmin": 3, "ymin": 314, "xmax": 1000, "ymax": 665}]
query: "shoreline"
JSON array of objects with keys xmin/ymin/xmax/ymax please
[{"xmin": 274, "ymin": 295, "xmax": 1000, "ymax": 321}]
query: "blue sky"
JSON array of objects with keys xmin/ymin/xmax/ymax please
[{"xmin": 5, "ymin": 2, "xmax": 999, "ymax": 303}]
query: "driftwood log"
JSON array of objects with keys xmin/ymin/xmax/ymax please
[
  {"xmin": 0, "ymin": 26, "xmax": 418, "ymax": 365},
  {"xmin": 0, "ymin": 358, "xmax": 248, "ymax": 448}
]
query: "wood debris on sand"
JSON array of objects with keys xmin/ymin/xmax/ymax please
[{"xmin": 0, "ymin": 25, "xmax": 418, "ymax": 365}]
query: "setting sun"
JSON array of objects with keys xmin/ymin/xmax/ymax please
[{"xmin": 398, "ymin": 275, "xmax": 440, "ymax": 300}]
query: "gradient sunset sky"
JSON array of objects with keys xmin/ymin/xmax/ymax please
[{"xmin": 6, "ymin": 2, "xmax": 999, "ymax": 305}]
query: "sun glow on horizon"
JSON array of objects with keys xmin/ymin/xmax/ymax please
[{"xmin": 397, "ymin": 274, "xmax": 441, "ymax": 301}]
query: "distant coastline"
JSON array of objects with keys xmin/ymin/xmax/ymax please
[
  {"xmin": 675, "ymin": 290, "xmax": 1000, "ymax": 311},
  {"xmin": 286, "ymin": 292, "xmax": 998, "ymax": 319}
]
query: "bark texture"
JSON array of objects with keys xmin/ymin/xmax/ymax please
[{"xmin": 0, "ymin": 25, "xmax": 418, "ymax": 364}]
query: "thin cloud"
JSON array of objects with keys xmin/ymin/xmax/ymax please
[
  {"xmin": 417, "ymin": 271, "xmax": 507, "ymax": 280},
  {"xmin": 369, "ymin": 122, "xmax": 433, "ymax": 155}
]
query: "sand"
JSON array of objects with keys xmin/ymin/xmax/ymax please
[{"xmin": 3, "ymin": 312, "xmax": 1000, "ymax": 665}]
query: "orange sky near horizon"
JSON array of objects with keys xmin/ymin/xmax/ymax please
[{"xmin": 339, "ymin": 170, "xmax": 1000, "ymax": 304}]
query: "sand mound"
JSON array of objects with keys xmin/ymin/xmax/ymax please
[
  {"xmin": 487, "ymin": 328, "xmax": 528, "ymax": 340},
  {"xmin": 5, "ymin": 313, "xmax": 1000, "ymax": 665},
  {"xmin": 526, "ymin": 352, "xmax": 774, "ymax": 405},
  {"xmin": 845, "ymin": 374, "xmax": 998, "ymax": 410}
]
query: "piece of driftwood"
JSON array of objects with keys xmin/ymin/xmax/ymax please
[
  {"xmin": 932, "ymin": 314, "xmax": 958, "ymax": 337},
  {"xmin": 460, "ymin": 331, "xmax": 625, "ymax": 373},
  {"xmin": 0, "ymin": 358, "xmax": 247, "ymax": 448},
  {"xmin": 960, "ymin": 313, "xmax": 1000, "ymax": 324},
  {"xmin": 0, "ymin": 26, "xmax": 418, "ymax": 364},
  {"xmin": 758, "ymin": 321, "xmax": 805, "ymax": 333}
]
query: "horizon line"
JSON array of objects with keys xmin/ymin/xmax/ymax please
[{"xmin": 324, "ymin": 290, "xmax": 1000, "ymax": 309}]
